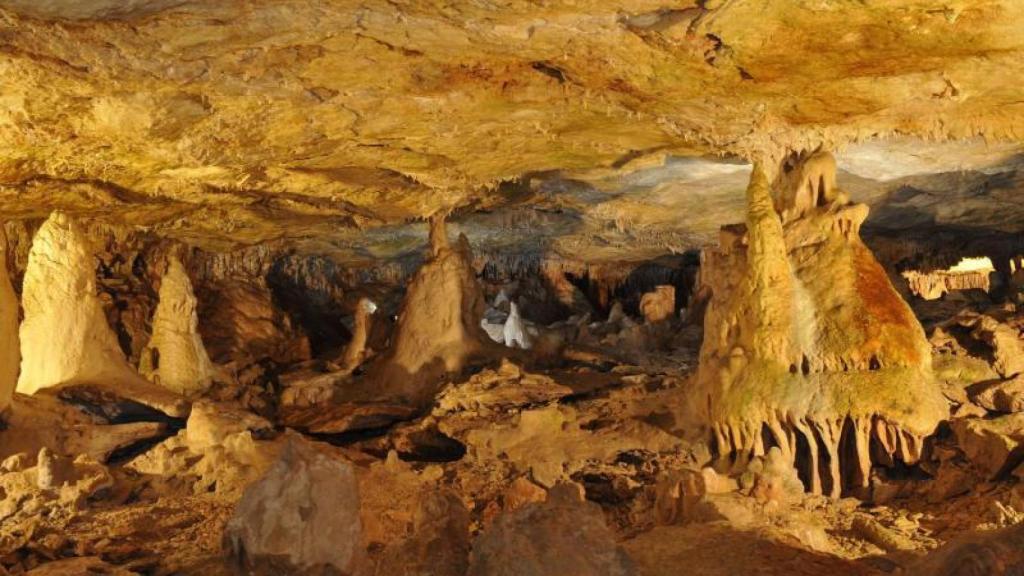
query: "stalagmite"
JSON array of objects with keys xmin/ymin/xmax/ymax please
[
  {"xmin": 368, "ymin": 213, "xmax": 491, "ymax": 406},
  {"xmin": 692, "ymin": 151, "xmax": 947, "ymax": 497},
  {"xmin": 139, "ymin": 254, "xmax": 216, "ymax": 395},
  {"xmin": 17, "ymin": 212, "xmax": 154, "ymax": 396},
  {"xmin": 502, "ymin": 301, "xmax": 531, "ymax": 349},
  {"xmin": 337, "ymin": 296, "xmax": 377, "ymax": 371},
  {"xmin": 0, "ymin": 228, "xmax": 18, "ymax": 412}
]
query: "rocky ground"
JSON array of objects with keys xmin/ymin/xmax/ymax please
[{"xmin": 1, "ymin": 282, "xmax": 1023, "ymax": 576}]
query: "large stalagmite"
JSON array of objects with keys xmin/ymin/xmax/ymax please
[
  {"xmin": 0, "ymin": 228, "xmax": 19, "ymax": 412},
  {"xmin": 16, "ymin": 212, "xmax": 153, "ymax": 395},
  {"xmin": 692, "ymin": 151, "xmax": 947, "ymax": 497},
  {"xmin": 369, "ymin": 214, "xmax": 491, "ymax": 407},
  {"xmin": 140, "ymin": 254, "xmax": 216, "ymax": 395}
]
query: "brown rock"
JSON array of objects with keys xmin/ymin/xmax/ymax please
[
  {"xmin": 639, "ymin": 285, "xmax": 675, "ymax": 324},
  {"xmin": 950, "ymin": 413, "xmax": 1024, "ymax": 479},
  {"xmin": 467, "ymin": 484, "xmax": 636, "ymax": 576},
  {"xmin": 366, "ymin": 215, "xmax": 492, "ymax": 408},
  {"xmin": 503, "ymin": 476, "xmax": 547, "ymax": 512},
  {"xmin": 969, "ymin": 374, "xmax": 1024, "ymax": 414},
  {"xmin": 223, "ymin": 435, "xmax": 362, "ymax": 575},
  {"xmin": 374, "ymin": 490, "xmax": 471, "ymax": 576},
  {"xmin": 653, "ymin": 469, "xmax": 705, "ymax": 525},
  {"xmin": 913, "ymin": 522, "xmax": 1024, "ymax": 575}
]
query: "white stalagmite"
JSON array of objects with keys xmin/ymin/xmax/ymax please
[
  {"xmin": 16, "ymin": 212, "xmax": 149, "ymax": 395},
  {"xmin": 140, "ymin": 254, "xmax": 216, "ymax": 395},
  {"xmin": 0, "ymin": 228, "xmax": 19, "ymax": 411},
  {"xmin": 503, "ymin": 301, "xmax": 531, "ymax": 349}
]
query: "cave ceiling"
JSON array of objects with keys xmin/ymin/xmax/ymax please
[{"xmin": 0, "ymin": 0, "xmax": 1022, "ymax": 263}]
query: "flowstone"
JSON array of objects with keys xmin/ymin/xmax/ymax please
[
  {"xmin": 0, "ymin": 228, "xmax": 18, "ymax": 412},
  {"xmin": 691, "ymin": 151, "xmax": 947, "ymax": 497},
  {"xmin": 16, "ymin": 212, "xmax": 154, "ymax": 396},
  {"xmin": 140, "ymin": 254, "xmax": 216, "ymax": 395}
]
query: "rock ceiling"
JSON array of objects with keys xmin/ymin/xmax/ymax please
[{"xmin": 0, "ymin": 0, "xmax": 1022, "ymax": 261}]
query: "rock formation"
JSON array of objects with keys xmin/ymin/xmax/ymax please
[
  {"xmin": 0, "ymin": 229, "xmax": 18, "ymax": 412},
  {"xmin": 223, "ymin": 435, "xmax": 362, "ymax": 575},
  {"xmin": 369, "ymin": 214, "xmax": 491, "ymax": 406},
  {"xmin": 692, "ymin": 151, "xmax": 947, "ymax": 497},
  {"xmin": 139, "ymin": 254, "xmax": 216, "ymax": 395},
  {"xmin": 467, "ymin": 483, "xmax": 636, "ymax": 576},
  {"xmin": 337, "ymin": 296, "xmax": 377, "ymax": 372},
  {"xmin": 640, "ymin": 285, "xmax": 676, "ymax": 324},
  {"xmin": 16, "ymin": 213, "xmax": 154, "ymax": 396},
  {"xmin": 913, "ymin": 522, "xmax": 1024, "ymax": 576},
  {"xmin": 902, "ymin": 257, "xmax": 995, "ymax": 300},
  {"xmin": 502, "ymin": 301, "xmax": 531, "ymax": 350}
]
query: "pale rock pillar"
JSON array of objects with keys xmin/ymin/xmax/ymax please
[
  {"xmin": 140, "ymin": 254, "xmax": 216, "ymax": 395},
  {"xmin": 17, "ymin": 212, "xmax": 148, "ymax": 395}
]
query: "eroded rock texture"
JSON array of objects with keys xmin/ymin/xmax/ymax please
[
  {"xmin": 16, "ymin": 212, "xmax": 151, "ymax": 395},
  {"xmin": 693, "ymin": 151, "xmax": 947, "ymax": 497},
  {"xmin": 140, "ymin": 254, "xmax": 215, "ymax": 395},
  {"xmin": 369, "ymin": 215, "xmax": 491, "ymax": 406},
  {"xmin": 468, "ymin": 484, "xmax": 636, "ymax": 576},
  {"xmin": 223, "ymin": 435, "xmax": 362, "ymax": 575},
  {"xmin": 0, "ymin": 228, "xmax": 18, "ymax": 412}
]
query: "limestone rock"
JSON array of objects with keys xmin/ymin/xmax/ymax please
[
  {"xmin": 16, "ymin": 212, "xmax": 152, "ymax": 396},
  {"xmin": 467, "ymin": 484, "xmax": 636, "ymax": 576},
  {"xmin": 433, "ymin": 359, "xmax": 573, "ymax": 416},
  {"xmin": 692, "ymin": 153, "xmax": 946, "ymax": 497},
  {"xmin": 197, "ymin": 280, "xmax": 311, "ymax": 365},
  {"xmin": 746, "ymin": 447, "xmax": 804, "ymax": 505},
  {"xmin": 338, "ymin": 297, "xmax": 377, "ymax": 372},
  {"xmin": 368, "ymin": 215, "xmax": 491, "ymax": 406},
  {"xmin": 139, "ymin": 255, "xmax": 216, "ymax": 395},
  {"xmin": 969, "ymin": 374, "xmax": 1024, "ymax": 413},
  {"xmin": 224, "ymin": 435, "xmax": 362, "ymax": 575},
  {"xmin": 653, "ymin": 469, "xmax": 705, "ymax": 526},
  {"xmin": 0, "ymin": 393, "xmax": 167, "ymax": 463},
  {"xmin": 374, "ymin": 491, "xmax": 471, "ymax": 576},
  {"xmin": 502, "ymin": 477, "xmax": 547, "ymax": 513},
  {"xmin": 502, "ymin": 301, "xmax": 531, "ymax": 349},
  {"xmin": 639, "ymin": 285, "xmax": 676, "ymax": 324},
  {"xmin": 185, "ymin": 400, "xmax": 273, "ymax": 452},
  {"xmin": 954, "ymin": 311, "xmax": 1024, "ymax": 378},
  {"xmin": 0, "ymin": 228, "xmax": 18, "ymax": 413},
  {"xmin": 24, "ymin": 557, "xmax": 135, "ymax": 575},
  {"xmin": 950, "ymin": 413, "xmax": 1024, "ymax": 479},
  {"xmin": 903, "ymin": 268, "xmax": 992, "ymax": 301},
  {"xmin": 912, "ymin": 522, "xmax": 1024, "ymax": 576}
]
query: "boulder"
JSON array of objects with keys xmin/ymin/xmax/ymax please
[
  {"xmin": 223, "ymin": 435, "xmax": 362, "ymax": 575},
  {"xmin": 185, "ymin": 400, "xmax": 273, "ymax": 451},
  {"xmin": 969, "ymin": 374, "xmax": 1024, "ymax": 413},
  {"xmin": 374, "ymin": 490, "xmax": 471, "ymax": 576},
  {"xmin": 950, "ymin": 413, "xmax": 1024, "ymax": 478},
  {"xmin": 955, "ymin": 312, "xmax": 1024, "ymax": 378},
  {"xmin": 467, "ymin": 483, "xmax": 636, "ymax": 576}
]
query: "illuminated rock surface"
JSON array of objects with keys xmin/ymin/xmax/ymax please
[
  {"xmin": 0, "ymin": 2, "xmax": 1022, "ymax": 575},
  {"xmin": 16, "ymin": 213, "xmax": 153, "ymax": 396},
  {"xmin": 0, "ymin": 229, "xmax": 18, "ymax": 412},
  {"xmin": 140, "ymin": 254, "xmax": 216, "ymax": 395}
]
